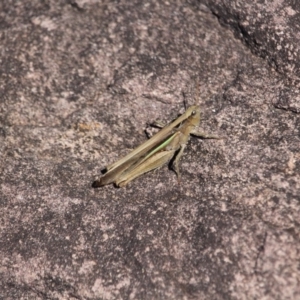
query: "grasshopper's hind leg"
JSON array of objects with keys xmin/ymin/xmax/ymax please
[
  {"xmin": 117, "ymin": 150, "xmax": 175, "ymax": 187},
  {"xmin": 172, "ymin": 144, "xmax": 187, "ymax": 183},
  {"xmin": 191, "ymin": 130, "xmax": 222, "ymax": 139}
]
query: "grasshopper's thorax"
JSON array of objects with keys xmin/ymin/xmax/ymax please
[{"xmin": 179, "ymin": 106, "xmax": 200, "ymax": 137}]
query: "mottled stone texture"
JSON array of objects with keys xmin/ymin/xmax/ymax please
[{"xmin": 0, "ymin": 0, "xmax": 299, "ymax": 299}]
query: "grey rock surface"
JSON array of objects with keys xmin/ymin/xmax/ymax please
[{"xmin": 0, "ymin": 0, "xmax": 299, "ymax": 299}]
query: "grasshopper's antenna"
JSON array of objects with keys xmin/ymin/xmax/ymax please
[
  {"xmin": 195, "ymin": 79, "xmax": 200, "ymax": 104},
  {"xmin": 182, "ymin": 78, "xmax": 200, "ymax": 109},
  {"xmin": 182, "ymin": 91, "xmax": 187, "ymax": 110}
]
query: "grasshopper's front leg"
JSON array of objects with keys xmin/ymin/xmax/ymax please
[{"xmin": 150, "ymin": 120, "xmax": 167, "ymax": 130}]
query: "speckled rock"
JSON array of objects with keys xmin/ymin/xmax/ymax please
[{"xmin": 0, "ymin": 0, "xmax": 299, "ymax": 299}]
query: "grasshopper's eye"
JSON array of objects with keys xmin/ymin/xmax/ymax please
[{"xmin": 192, "ymin": 110, "xmax": 196, "ymax": 115}]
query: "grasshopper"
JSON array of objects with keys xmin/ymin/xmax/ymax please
[{"xmin": 93, "ymin": 105, "xmax": 220, "ymax": 188}]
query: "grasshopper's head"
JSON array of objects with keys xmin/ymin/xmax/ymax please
[{"xmin": 185, "ymin": 105, "xmax": 200, "ymax": 127}]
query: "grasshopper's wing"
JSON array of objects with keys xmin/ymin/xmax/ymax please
[
  {"xmin": 116, "ymin": 131, "xmax": 183, "ymax": 187},
  {"xmin": 93, "ymin": 155, "xmax": 139, "ymax": 187},
  {"xmin": 93, "ymin": 132, "xmax": 178, "ymax": 187},
  {"xmin": 94, "ymin": 106, "xmax": 199, "ymax": 187},
  {"xmin": 93, "ymin": 129, "xmax": 174, "ymax": 187},
  {"xmin": 105, "ymin": 106, "xmax": 199, "ymax": 173}
]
